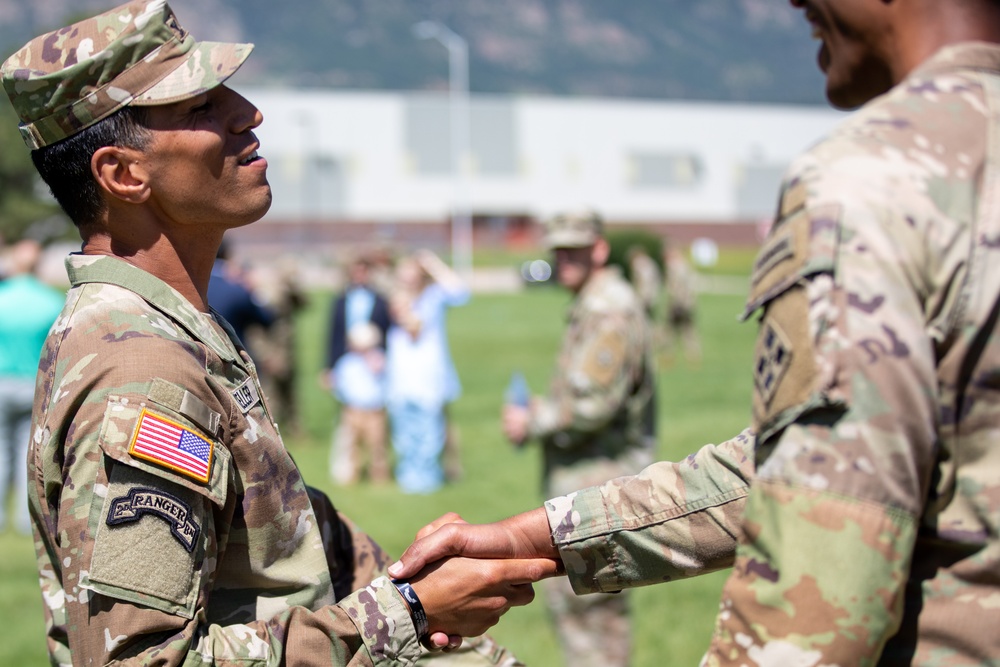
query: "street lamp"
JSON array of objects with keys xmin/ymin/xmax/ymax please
[{"xmin": 412, "ymin": 20, "xmax": 473, "ymax": 281}]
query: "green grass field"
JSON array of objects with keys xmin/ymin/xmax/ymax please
[{"xmin": 0, "ymin": 273, "xmax": 756, "ymax": 666}]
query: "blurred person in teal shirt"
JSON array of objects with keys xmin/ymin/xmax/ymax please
[{"xmin": 0, "ymin": 239, "xmax": 64, "ymax": 534}]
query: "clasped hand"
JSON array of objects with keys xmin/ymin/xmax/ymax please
[{"xmin": 389, "ymin": 510, "xmax": 562, "ymax": 650}]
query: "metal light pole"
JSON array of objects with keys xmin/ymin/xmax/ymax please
[{"xmin": 412, "ymin": 20, "xmax": 473, "ymax": 281}]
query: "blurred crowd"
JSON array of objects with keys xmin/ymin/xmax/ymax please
[
  {"xmin": 193, "ymin": 230, "xmax": 700, "ymax": 502},
  {"xmin": 0, "ymin": 231, "xmax": 700, "ymax": 516},
  {"xmin": 2, "ymin": 226, "xmax": 697, "ymax": 667},
  {"xmin": 205, "ymin": 242, "xmax": 473, "ymax": 496}
]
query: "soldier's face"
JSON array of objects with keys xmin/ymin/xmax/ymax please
[
  {"xmin": 790, "ymin": 0, "xmax": 896, "ymax": 109},
  {"xmin": 139, "ymin": 85, "xmax": 272, "ymax": 231},
  {"xmin": 553, "ymin": 246, "xmax": 595, "ymax": 293}
]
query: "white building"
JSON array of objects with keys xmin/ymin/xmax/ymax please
[{"xmin": 233, "ymin": 88, "xmax": 844, "ymax": 252}]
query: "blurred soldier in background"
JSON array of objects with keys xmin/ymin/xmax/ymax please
[
  {"xmin": 244, "ymin": 257, "xmax": 308, "ymax": 438},
  {"xmin": 502, "ymin": 210, "xmax": 655, "ymax": 667},
  {"xmin": 626, "ymin": 244, "xmax": 662, "ymax": 323},
  {"xmin": 662, "ymin": 245, "xmax": 701, "ymax": 364}
]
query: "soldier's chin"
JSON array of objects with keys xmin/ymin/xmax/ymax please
[{"xmin": 244, "ymin": 189, "xmax": 273, "ymax": 225}]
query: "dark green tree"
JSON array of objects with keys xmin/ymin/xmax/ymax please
[{"xmin": 0, "ymin": 101, "xmax": 67, "ymax": 244}]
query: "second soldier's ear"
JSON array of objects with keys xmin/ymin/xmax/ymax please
[
  {"xmin": 92, "ymin": 146, "xmax": 151, "ymax": 205},
  {"xmin": 592, "ymin": 237, "xmax": 611, "ymax": 267}
]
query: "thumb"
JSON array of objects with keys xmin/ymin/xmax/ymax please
[{"xmin": 389, "ymin": 526, "xmax": 461, "ymax": 579}]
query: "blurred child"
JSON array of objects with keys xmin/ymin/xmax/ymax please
[{"xmin": 328, "ymin": 322, "xmax": 390, "ymax": 484}]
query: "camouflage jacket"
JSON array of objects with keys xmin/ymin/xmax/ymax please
[
  {"xmin": 545, "ymin": 43, "xmax": 1000, "ymax": 666},
  {"xmin": 29, "ymin": 254, "xmax": 421, "ymax": 666},
  {"xmin": 529, "ymin": 266, "xmax": 655, "ymax": 497}
]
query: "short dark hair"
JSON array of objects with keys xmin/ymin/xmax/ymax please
[{"xmin": 30, "ymin": 105, "xmax": 151, "ymax": 227}]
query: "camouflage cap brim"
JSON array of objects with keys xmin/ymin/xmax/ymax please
[
  {"xmin": 133, "ymin": 41, "xmax": 253, "ymax": 106},
  {"xmin": 542, "ymin": 209, "xmax": 604, "ymax": 249},
  {"xmin": 544, "ymin": 230, "xmax": 597, "ymax": 250}
]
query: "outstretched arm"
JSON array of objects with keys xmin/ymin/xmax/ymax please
[{"xmin": 391, "ymin": 430, "xmax": 755, "ymax": 590}]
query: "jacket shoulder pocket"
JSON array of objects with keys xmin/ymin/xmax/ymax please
[{"xmin": 743, "ymin": 204, "xmax": 846, "ymax": 444}]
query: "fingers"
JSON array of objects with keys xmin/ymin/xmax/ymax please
[
  {"xmin": 411, "ymin": 556, "xmax": 555, "ymax": 638},
  {"xmin": 390, "ymin": 522, "xmax": 469, "ymax": 579},
  {"xmin": 390, "ymin": 511, "xmax": 557, "ymax": 579}
]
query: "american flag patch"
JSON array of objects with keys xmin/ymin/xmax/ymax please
[{"xmin": 128, "ymin": 409, "xmax": 214, "ymax": 483}]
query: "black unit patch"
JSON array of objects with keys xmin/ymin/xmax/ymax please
[
  {"xmin": 754, "ymin": 320, "xmax": 793, "ymax": 409},
  {"xmin": 107, "ymin": 487, "xmax": 200, "ymax": 552}
]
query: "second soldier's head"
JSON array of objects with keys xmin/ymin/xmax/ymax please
[{"xmin": 542, "ymin": 209, "xmax": 609, "ymax": 293}]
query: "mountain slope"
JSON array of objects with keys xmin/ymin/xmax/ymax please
[{"xmin": 0, "ymin": 0, "xmax": 827, "ymax": 105}]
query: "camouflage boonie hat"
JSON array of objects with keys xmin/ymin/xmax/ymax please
[
  {"xmin": 1, "ymin": 0, "xmax": 253, "ymax": 150},
  {"xmin": 543, "ymin": 210, "xmax": 605, "ymax": 249}
]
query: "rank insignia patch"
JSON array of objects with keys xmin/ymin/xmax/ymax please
[
  {"xmin": 106, "ymin": 487, "xmax": 200, "ymax": 552},
  {"xmin": 128, "ymin": 409, "xmax": 213, "ymax": 483},
  {"xmin": 754, "ymin": 320, "xmax": 792, "ymax": 408}
]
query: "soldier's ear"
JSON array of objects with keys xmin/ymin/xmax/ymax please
[
  {"xmin": 592, "ymin": 237, "xmax": 611, "ymax": 266},
  {"xmin": 92, "ymin": 146, "xmax": 151, "ymax": 205}
]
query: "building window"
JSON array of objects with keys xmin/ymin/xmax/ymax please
[
  {"xmin": 405, "ymin": 95, "xmax": 517, "ymax": 176},
  {"xmin": 628, "ymin": 152, "xmax": 703, "ymax": 189}
]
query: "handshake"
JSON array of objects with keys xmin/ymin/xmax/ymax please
[{"xmin": 385, "ymin": 507, "xmax": 559, "ymax": 650}]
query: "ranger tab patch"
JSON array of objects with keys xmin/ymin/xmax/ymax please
[
  {"xmin": 128, "ymin": 409, "xmax": 214, "ymax": 483},
  {"xmin": 106, "ymin": 487, "xmax": 200, "ymax": 552}
]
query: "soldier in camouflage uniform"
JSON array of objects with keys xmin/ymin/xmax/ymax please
[
  {"xmin": 1, "ymin": 2, "xmax": 558, "ymax": 665},
  {"xmin": 393, "ymin": 0, "xmax": 1000, "ymax": 664},
  {"xmin": 501, "ymin": 210, "xmax": 655, "ymax": 667}
]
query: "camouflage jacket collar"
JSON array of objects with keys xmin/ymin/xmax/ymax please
[
  {"xmin": 65, "ymin": 253, "xmax": 239, "ymax": 363},
  {"xmin": 914, "ymin": 41, "xmax": 1000, "ymax": 79}
]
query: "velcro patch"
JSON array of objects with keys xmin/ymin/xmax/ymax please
[
  {"xmin": 780, "ymin": 180, "xmax": 808, "ymax": 218},
  {"xmin": 107, "ymin": 487, "xmax": 200, "ymax": 552},
  {"xmin": 753, "ymin": 320, "xmax": 792, "ymax": 408},
  {"xmin": 580, "ymin": 328, "xmax": 627, "ymax": 387},
  {"xmin": 751, "ymin": 286, "xmax": 821, "ymax": 439},
  {"xmin": 129, "ymin": 409, "xmax": 213, "ymax": 483}
]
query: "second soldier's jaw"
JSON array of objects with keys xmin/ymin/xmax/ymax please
[{"xmin": 800, "ymin": 3, "xmax": 829, "ymax": 73}]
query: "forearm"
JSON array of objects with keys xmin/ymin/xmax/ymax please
[
  {"xmin": 545, "ymin": 430, "xmax": 754, "ymax": 593},
  {"xmin": 67, "ymin": 579, "xmax": 419, "ymax": 667},
  {"xmin": 416, "ymin": 250, "xmax": 466, "ymax": 294}
]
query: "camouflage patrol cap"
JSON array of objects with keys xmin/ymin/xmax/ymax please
[
  {"xmin": 543, "ymin": 210, "xmax": 605, "ymax": 249},
  {"xmin": 1, "ymin": 0, "xmax": 253, "ymax": 150}
]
